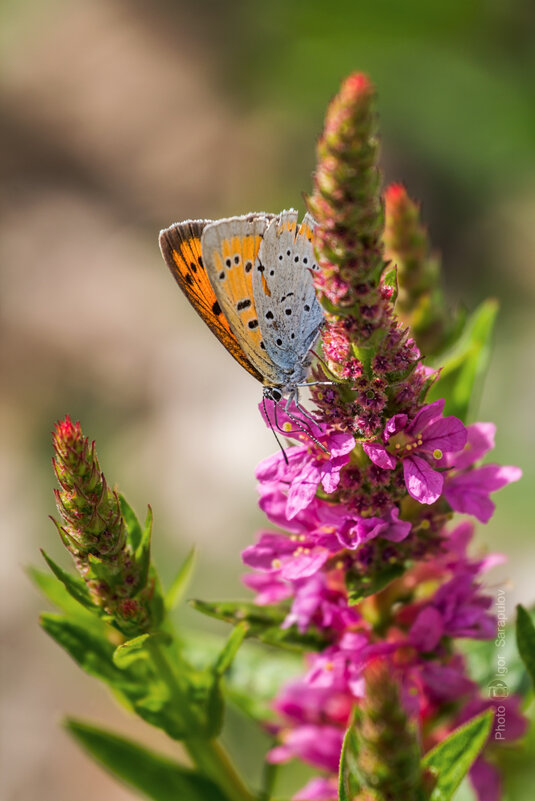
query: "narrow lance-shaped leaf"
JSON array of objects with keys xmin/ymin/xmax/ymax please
[
  {"xmin": 40, "ymin": 549, "xmax": 100, "ymax": 613},
  {"xmin": 423, "ymin": 710, "xmax": 493, "ymax": 801},
  {"xmin": 338, "ymin": 711, "xmax": 362, "ymax": 801},
  {"xmin": 191, "ymin": 598, "xmax": 328, "ymax": 651},
  {"xmin": 28, "ymin": 566, "xmax": 97, "ymax": 620},
  {"xmin": 165, "ymin": 547, "xmax": 197, "ymax": 611},
  {"xmin": 516, "ymin": 604, "xmax": 535, "ymax": 691},
  {"xmin": 66, "ymin": 718, "xmax": 231, "ymax": 801},
  {"xmin": 427, "ymin": 299, "xmax": 498, "ymax": 422}
]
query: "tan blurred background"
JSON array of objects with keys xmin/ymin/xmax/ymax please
[{"xmin": 2, "ymin": 1, "xmax": 534, "ymax": 799}]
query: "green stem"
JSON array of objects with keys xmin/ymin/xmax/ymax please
[{"xmin": 147, "ymin": 639, "xmax": 256, "ymax": 801}]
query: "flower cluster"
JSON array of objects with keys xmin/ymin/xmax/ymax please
[
  {"xmin": 242, "ymin": 74, "xmax": 523, "ymax": 801},
  {"xmin": 52, "ymin": 415, "xmax": 156, "ymax": 633}
]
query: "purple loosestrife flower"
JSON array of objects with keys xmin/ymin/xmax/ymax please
[
  {"xmin": 258, "ymin": 400, "xmax": 355, "ymax": 518},
  {"xmin": 363, "ymin": 399, "xmax": 467, "ymax": 504},
  {"xmin": 443, "ymin": 423, "xmax": 522, "ymax": 522}
]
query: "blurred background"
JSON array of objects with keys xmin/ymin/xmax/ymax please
[{"xmin": 2, "ymin": 1, "xmax": 534, "ymax": 799}]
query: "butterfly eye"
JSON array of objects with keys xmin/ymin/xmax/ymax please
[{"xmin": 304, "ymin": 304, "xmax": 310, "ymax": 312}]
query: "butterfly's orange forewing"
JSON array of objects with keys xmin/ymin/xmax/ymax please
[{"xmin": 159, "ymin": 221, "xmax": 264, "ymax": 382}]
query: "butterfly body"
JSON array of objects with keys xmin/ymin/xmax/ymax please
[{"xmin": 159, "ymin": 209, "xmax": 324, "ymax": 404}]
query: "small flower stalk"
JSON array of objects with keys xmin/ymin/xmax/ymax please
[{"xmin": 52, "ymin": 416, "xmax": 156, "ymax": 633}]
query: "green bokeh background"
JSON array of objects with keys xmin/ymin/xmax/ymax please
[{"xmin": 1, "ymin": 1, "xmax": 534, "ymax": 799}]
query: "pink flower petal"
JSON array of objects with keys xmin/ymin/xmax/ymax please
[
  {"xmin": 293, "ymin": 778, "xmax": 338, "ymax": 801},
  {"xmin": 403, "ymin": 454, "xmax": 444, "ymax": 504},
  {"xmin": 282, "ymin": 550, "xmax": 329, "ymax": 580},
  {"xmin": 408, "ymin": 398, "xmax": 445, "ymax": 434},
  {"xmin": 420, "ymin": 415, "xmax": 467, "ymax": 454},
  {"xmin": 363, "ymin": 441, "xmax": 396, "ymax": 470},
  {"xmin": 452, "ymin": 422, "xmax": 496, "ymax": 469}
]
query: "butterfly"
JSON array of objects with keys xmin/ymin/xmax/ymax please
[{"xmin": 159, "ymin": 209, "xmax": 329, "ymax": 443}]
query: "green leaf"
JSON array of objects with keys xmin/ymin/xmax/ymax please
[
  {"xmin": 426, "ymin": 299, "xmax": 498, "ymax": 422},
  {"xmin": 113, "ymin": 632, "xmax": 171, "ymax": 669},
  {"xmin": 345, "ymin": 562, "xmax": 405, "ymax": 605},
  {"xmin": 40, "ymin": 613, "xmax": 142, "ymax": 695},
  {"xmin": 28, "ymin": 566, "xmax": 93, "ymax": 617},
  {"xmin": 165, "ymin": 548, "xmax": 197, "ymax": 611},
  {"xmin": 66, "ymin": 718, "xmax": 230, "ymax": 801},
  {"xmin": 516, "ymin": 605, "xmax": 535, "ymax": 691},
  {"xmin": 203, "ymin": 623, "xmax": 249, "ymax": 739},
  {"xmin": 423, "ymin": 710, "xmax": 493, "ymax": 801},
  {"xmin": 191, "ymin": 599, "xmax": 328, "ymax": 652},
  {"xmin": 213, "ymin": 623, "xmax": 248, "ymax": 678},
  {"xmin": 338, "ymin": 712, "xmax": 362, "ymax": 801},
  {"xmin": 119, "ymin": 494, "xmax": 143, "ymax": 551},
  {"xmin": 40, "ymin": 550, "xmax": 100, "ymax": 613}
]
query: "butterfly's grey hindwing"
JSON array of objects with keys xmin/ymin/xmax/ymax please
[{"xmin": 253, "ymin": 210, "xmax": 324, "ymax": 385}]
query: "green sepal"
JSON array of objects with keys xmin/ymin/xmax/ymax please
[
  {"xmin": 113, "ymin": 632, "xmax": 171, "ymax": 669},
  {"xmin": 422, "ymin": 710, "xmax": 493, "ymax": 801},
  {"xmin": 516, "ymin": 604, "xmax": 535, "ymax": 691},
  {"xmin": 165, "ymin": 548, "xmax": 197, "ymax": 611},
  {"xmin": 191, "ymin": 599, "xmax": 328, "ymax": 652},
  {"xmin": 346, "ymin": 562, "xmax": 405, "ymax": 605},
  {"xmin": 119, "ymin": 494, "xmax": 143, "ymax": 550},
  {"xmin": 132, "ymin": 505, "xmax": 153, "ymax": 595},
  {"xmin": 338, "ymin": 710, "xmax": 362, "ymax": 801},
  {"xmin": 65, "ymin": 718, "xmax": 231, "ymax": 801},
  {"xmin": 40, "ymin": 549, "xmax": 100, "ymax": 614},
  {"xmin": 382, "ymin": 263, "xmax": 399, "ymax": 306},
  {"xmin": 426, "ymin": 298, "xmax": 498, "ymax": 422}
]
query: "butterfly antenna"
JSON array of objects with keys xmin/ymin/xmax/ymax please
[
  {"xmin": 263, "ymin": 394, "xmax": 289, "ymax": 465},
  {"xmin": 273, "ymin": 397, "xmax": 329, "ymax": 456}
]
